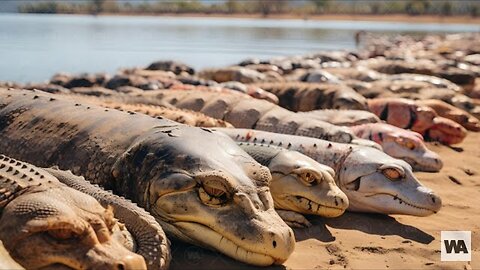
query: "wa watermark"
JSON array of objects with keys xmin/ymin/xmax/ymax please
[{"xmin": 441, "ymin": 231, "xmax": 471, "ymax": 261}]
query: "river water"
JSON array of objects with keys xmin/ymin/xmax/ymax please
[{"xmin": 0, "ymin": 13, "xmax": 478, "ymax": 83}]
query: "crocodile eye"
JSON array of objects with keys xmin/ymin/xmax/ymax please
[
  {"xmin": 48, "ymin": 228, "xmax": 78, "ymax": 240},
  {"xmin": 199, "ymin": 184, "xmax": 228, "ymax": 206},
  {"xmin": 299, "ymin": 171, "xmax": 318, "ymax": 186},
  {"xmin": 204, "ymin": 185, "xmax": 225, "ymax": 197},
  {"xmin": 405, "ymin": 141, "xmax": 416, "ymax": 150},
  {"xmin": 382, "ymin": 168, "xmax": 403, "ymax": 181}
]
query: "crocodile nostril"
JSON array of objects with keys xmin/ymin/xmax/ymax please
[
  {"xmin": 116, "ymin": 263, "xmax": 125, "ymax": 270},
  {"xmin": 273, "ymin": 240, "xmax": 277, "ymax": 248},
  {"xmin": 431, "ymin": 196, "xmax": 436, "ymax": 203}
]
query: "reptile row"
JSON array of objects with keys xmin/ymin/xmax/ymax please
[{"xmin": 1, "ymin": 32, "xmax": 479, "ymax": 269}]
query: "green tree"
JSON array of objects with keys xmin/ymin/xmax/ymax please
[
  {"xmin": 226, "ymin": 0, "xmax": 240, "ymax": 13},
  {"xmin": 441, "ymin": 1, "xmax": 452, "ymax": 16},
  {"xmin": 471, "ymin": 5, "xmax": 479, "ymax": 17},
  {"xmin": 272, "ymin": 0, "xmax": 289, "ymax": 13},
  {"xmin": 405, "ymin": 0, "xmax": 430, "ymax": 15},
  {"xmin": 92, "ymin": 0, "xmax": 106, "ymax": 14},
  {"xmin": 309, "ymin": 0, "xmax": 329, "ymax": 14}
]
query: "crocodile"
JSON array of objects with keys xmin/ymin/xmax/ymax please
[
  {"xmin": 197, "ymin": 66, "xmax": 270, "ymax": 84},
  {"xmin": 298, "ymin": 109, "xmax": 380, "ymax": 126},
  {"xmin": 368, "ymin": 98, "xmax": 467, "ymax": 144},
  {"xmin": 45, "ymin": 167, "xmax": 170, "ymax": 269},
  {"xmin": 0, "ymin": 89, "xmax": 295, "ymax": 266},
  {"xmin": 0, "ymin": 155, "xmax": 148, "ymax": 270},
  {"xmin": 350, "ymin": 123, "xmax": 443, "ymax": 172},
  {"xmin": 417, "ymin": 99, "xmax": 480, "ymax": 132},
  {"xmin": 214, "ymin": 128, "xmax": 442, "ymax": 216},
  {"xmin": 423, "ymin": 117, "xmax": 467, "ymax": 145},
  {"xmin": 95, "ymin": 101, "xmax": 233, "ymax": 128},
  {"xmin": 367, "ymin": 98, "xmax": 438, "ymax": 134},
  {"xmin": 89, "ymin": 89, "xmax": 359, "ymax": 144},
  {"xmin": 252, "ymin": 82, "xmax": 368, "ymax": 111},
  {"xmin": 234, "ymin": 142, "xmax": 349, "ymax": 227}
]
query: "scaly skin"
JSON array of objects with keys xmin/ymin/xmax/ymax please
[
  {"xmin": 367, "ymin": 98, "xmax": 438, "ymax": 133},
  {"xmin": 198, "ymin": 66, "xmax": 267, "ymax": 84},
  {"xmin": 94, "ymin": 101, "xmax": 233, "ymax": 128},
  {"xmin": 234, "ymin": 142, "xmax": 349, "ymax": 226},
  {"xmin": 214, "ymin": 128, "xmax": 442, "ymax": 217},
  {"xmin": 298, "ymin": 109, "xmax": 380, "ymax": 126},
  {"xmin": 350, "ymin": 123, "xmax": 443, "ymax": 172},
  {"xmin": 423, "ymin": 117, "xmax": 467, "ymax": 145},
  {"xmin": 45, "ymin": 168, "xmax": 170, "ymax": 269},
  {"xmin": 0, "ymin": 89, "xmax": 295, "ymax": 266},
  {"xmin": 0, "ymin": 155, "xmax": 147, "ymax": 270},
  {"xmin": 368, "ymin": 98, "xmax": 467, "ymax": 145},
  {"xmin": 252, "ymin": 82, "xmax": 368, "ymax": 111},
  {"xmin": 388, "ymin": 74, "xmax": 462, "ymax": 93},
  {"xmin": 170, "ymin": 81, "xmax": 280, "ymax": 104},
  {"xmin": 116, "ymin": 89, "xmax": 357, "ymax": 143},
  {"xmin": 418, "ymin": 99, "xmax": 480, "ymax": 132}
]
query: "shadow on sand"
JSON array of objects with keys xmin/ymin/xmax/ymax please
[
  {"xmin": 295, "ymin": 212, "xmax": 434, "ymax": 244},
  {"xmin": 169, "ymin": 212, "xmax": 433, "ymax": 269},
  {"xmin": 169, "ymin": 240, "xmax": 288, "ymax": 270}
]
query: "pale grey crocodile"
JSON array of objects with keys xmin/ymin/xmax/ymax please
[
  {"xmin": 0, "ymin": 88, "xmax": 295, "ymax": 266},
  {"xmin": 215, "ymin": 128, "xmax": 442, "ymax": 216},
  {"xmin": 234, "ymin": 142, "xmax": 349, "ymax": 227},
  {"xmin": 0, "ymin": 155, "xmax": 149, "ymax": 270}
]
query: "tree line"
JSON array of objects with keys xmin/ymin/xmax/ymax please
[{"xmin": 18, "ymin": 0, "xmax": 480, "ymax": 17}]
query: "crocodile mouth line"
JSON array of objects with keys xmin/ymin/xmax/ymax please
[
  {"xmin": 365, "ymin": 193, "xmax": 437, "ymax": 213},
  {"xmin": 288, "ymin": 195, "xmax": 346, "ymax": 217},
  {"xmin": 174, "ymin": 221, "xmax": 281, "ymax": 266}
]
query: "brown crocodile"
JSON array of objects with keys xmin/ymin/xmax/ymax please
[
  {"xmin": 417, "ymin": 99, "xmax": 480, "ymax": 132},
  {"xmin": 46, "ymin": 167, "xmax": 170, "ymax": 269},
  {"xmin": 252, "ymin": 82, "xmax": 368, "ymax": 111},
  {"xmin": 0, "ymin": 88, "xmax": 295, "ymax": 266},
  {"xmin": 234, "ymin": 142, "xmax": 349, "ymax": 227},
  {"xmin": 0, "ymin": 155, "xmax": 148, "ymax": 270},
  {"xmin": 95, "ymin": 101, "xmax": 233, "ymax": 128},
  {"xmin": 368, "ymin": 98, "xmax": 467, "ymax": 144},
  {"xmin": 110, "ymin": 89, "xmax": 361, "ymax": 144}
]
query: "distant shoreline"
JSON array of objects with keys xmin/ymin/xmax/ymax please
[{"xmin": 42, "ymin": 12, "xmax": 480, "ymax": 25}]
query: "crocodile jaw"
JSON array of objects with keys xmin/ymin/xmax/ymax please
[
  {"xmin": 348, "ymin": 191, "xmax": 442, "ymax": 216},
  {"xmin": 340, "ymin": 147, "xmax": 442, "ymax": 216},
  {"xmin": 175, "ymin": 222, "xmax": 279, "ymax": 266}
]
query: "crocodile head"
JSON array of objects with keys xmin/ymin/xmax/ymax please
[
  {"xmin": 268, "ymin": 150, "xmax": 349, "ymax": 218},
  {"xmin": 0, "ymin": 184, "xmax": 146, "ymax": 270},
  {"xmin": 338, "ymin": 147, "xmax": 442, "ymax": 216},
  {"xmin": 424, "ymin": 117, "xmax": 467, "ymax": 145},
  {"xmin": 114, "ymin": 128, "xmax": 294, "ymax": 266},
  {"xmin": 351, "ymin": 123, "xmax": 443, "ymax": 172}
]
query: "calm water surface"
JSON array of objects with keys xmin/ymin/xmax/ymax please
[{"xmin": 0, "ymin": 14, "xmax": 478, "ymax": 83}]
